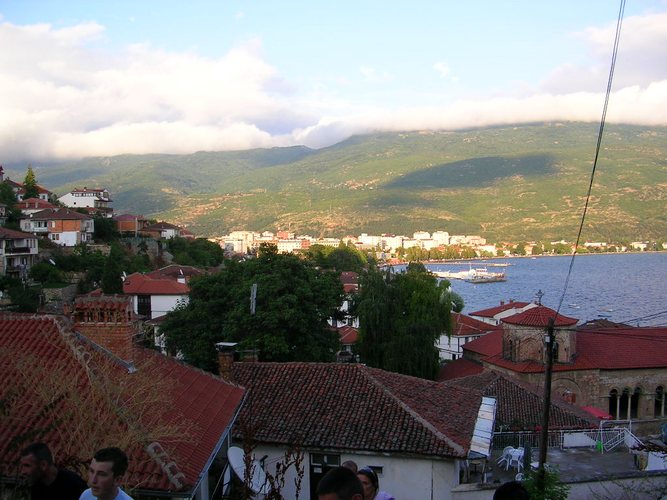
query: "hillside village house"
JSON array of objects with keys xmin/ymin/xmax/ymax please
[
  {"xmin": 58, "ymin": 187, "xmax": 113, "ymax": 217},
  {"xmin": 16, "ymin": 197, "xmax": 56, "ymax": 215},
  {"xmin": 20, "ymin": 207, "xmax": 94, "ymax": 246},
  {"xmin": 0, "ymin": 166, "xmax": 55, "ymax": 202},
  {"xmin": 0, "ymin": 300, "xmax": 245, "ymax": 500},
  {"xmin": 0, "ymin": 227, "xmax": 38, "ymax": 279},
  {"xmin": 122, "ymin": 265, "xmax": 203, "ymax": 320},
  {"xmin": 220, "ymin": 357, "xmax": 496, "ymax": 499},
  {"xmin": 468, "ymin": 300, "xmax": 537, "ymax": 326},
  {"xmin": 437, "ymin": 312, "xmax": 501, "ymax": 361},
  {"xmin": 114, "ymin": 213, "xmax": 151, "ymax": 236},
  {"xmin": 458, "ymin": 304, "xmax": 667, "ymax": 433},
  {"xmin": 145, "ymin": 221, "xmax": 183, "ymax": 239}
]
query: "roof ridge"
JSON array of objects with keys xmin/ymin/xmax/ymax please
[{"xmin": 363, "ymin": 367, "xmax": 467, "ymax": 456}]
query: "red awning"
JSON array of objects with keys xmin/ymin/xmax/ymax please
[{"xmin": 582, "ymin": 406, "xmax": 613, "ymax": 420}]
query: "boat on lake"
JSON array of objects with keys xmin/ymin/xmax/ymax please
[{"xmin": 464, "ymin": 267, "xmax": 507, "ymax": 283}]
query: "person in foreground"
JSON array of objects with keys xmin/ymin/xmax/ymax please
[
  {"xmin": 317, "ymin": 466, "xmax": 363, "ymax": 500},
  {"xmin": 79, "ymin": 447, "xmax": 133, "ymax": 500},
  {"xmin": 20, "ymin": 442, "xmax": 87, "ymax": 500},
  {"xmin": 357, "ymin": 467, "xmax": 395, "ymax": 500},
  {"xmin": 493, "ymin": 480, "xmax": 530, "ymax": 499}
]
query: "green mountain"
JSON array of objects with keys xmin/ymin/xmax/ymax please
[{"xmin": 8, "ymin": 122, "xmax": 667, "ymax": 242}]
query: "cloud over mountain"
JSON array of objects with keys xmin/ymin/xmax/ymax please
[{"xmin": 1, "ymin": 11, "xmax": 666, "ymax": 162}]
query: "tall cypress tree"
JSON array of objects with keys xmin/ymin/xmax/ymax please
[{"xmin": 22, "ymin": 166, "xmax": 39, "ymax": 200}]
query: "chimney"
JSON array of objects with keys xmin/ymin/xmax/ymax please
[
  {"xmin": 71, "ymin": 294, "xmax": 139, "ymax": 361},
  {"xmin": 216, "ymin": 342, "xmax": 238, "ymax": 381},
  {"xmin": 500, "ymin": 300, "xmax": 505, "ymax": 306}
]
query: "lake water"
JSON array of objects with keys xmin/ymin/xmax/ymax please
[{"xmin": 421, "ymin": 253, "xmax": 667, "ymax": 326}]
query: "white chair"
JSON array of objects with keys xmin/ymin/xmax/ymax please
[
  {"xmin": 508, "ymin": 449, "xmax": 524, "ymax": 471},
  {"xmin": 497, "ymin": 446, "xmax": 514, "ymax": 468}
]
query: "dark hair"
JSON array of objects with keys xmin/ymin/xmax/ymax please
[
  {"xmin": 21, "ymin": 443, "xmax": 53, "ymax": 465},
  {"xmin": 493, "ymin": 480, "xmax": 530, "ymax": 500},
  {"xmin": 94, "ymin": 447, "xmax": 128, "ymax": 477},
  {"xmin": 357, "ymin": 467, "xmax": 379, "ymax": 490},
  {"xmin": 317, "ymin": 466, "xmax": 363, "ymax": 499}
]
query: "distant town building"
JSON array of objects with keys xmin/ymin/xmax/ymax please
[{"xmin": 58, "ymin": 187, "xmax": 113, "ymax": 218}]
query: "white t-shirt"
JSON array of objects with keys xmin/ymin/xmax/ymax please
[{"xmin": 79, "ymin": 487, "xmax": 134, "ymax": 499}]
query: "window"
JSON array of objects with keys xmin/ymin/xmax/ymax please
[
  {"xmin": 137, "ymin": 295, "xmax": 151, "ymax": 318},
  {"xmin": 656, "ymin": 386, "xmax": 665, "ymax": 417},
  {"xmin": 609, "ymin": 389, "xmax": 619, "ymax": 419}
]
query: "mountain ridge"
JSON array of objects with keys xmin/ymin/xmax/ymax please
[{"xmin": 5, "ymin": 122, "xmax": 667, "ymax": 242}]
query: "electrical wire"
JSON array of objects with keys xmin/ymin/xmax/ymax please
[{"xmin": 555, "ymin": 0, "xmax": 626, "ymax": 317}]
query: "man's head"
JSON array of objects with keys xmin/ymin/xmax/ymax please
[
  {"xmin": 19, "ymin": 443, "xmax": 54, "ymax": 484},
  {"xmin": 87, "ymin": 447, "xmax": 129, "ymax": 500},
  {"xmin": 493, "ymin": 480, "xmax": 530, "ymax": 500},
  {"xmin": 317, "ymin": 466, "xmax": 363, "ymax": 500}
]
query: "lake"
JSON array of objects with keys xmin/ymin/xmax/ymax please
[{"xmin": 421, "ymin": 252, "xmax": 667, "ymax": 326}]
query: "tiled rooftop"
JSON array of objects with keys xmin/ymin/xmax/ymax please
[
  {"xmin": 0, "ymin": 312, "xmax": 245, "ymax": 494},
  {"xmin": 231, "ymin": 362, "xmax": 484, "ymax": 459}
]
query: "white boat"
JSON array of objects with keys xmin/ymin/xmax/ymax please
[{"xmin": 464, "ymin": 267, "xmax": 507, "ymax": 283}]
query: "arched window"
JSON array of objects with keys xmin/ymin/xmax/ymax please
[
  {"xmin": 553, "ymin": 341, "xmax": 560, "ymax": 363},
  {"xmin": 656, "ymin": 386, "xmax": 665, "ymax": 418},
  {"xmin": 609, "ymin": 389, "xmax": 619, "ymax": 419}
]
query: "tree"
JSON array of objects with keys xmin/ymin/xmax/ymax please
[
  {"xmin": 22, "ymin": 166, "xmax": 39, "ymax": 200},
  {"xmin": 0, "ymin": 182, "xmax": 21, "ymax": 229},
  {"xmin": 93, "ymin": 215, "xmax": 119, "ymax": 243},
  {"xmin": 356, "ymin": 263, "xmax": 452, "ymax": 379},
  {"xmin": 101, "ymin": 244, "xmax": 123, "ymax": 294},
  {"xmin": 162, "ymin": 244, "xmax": 343, "ymax": 372},
  {"xmin": 166, "ymin": 237, "xmax": 225, "ymax": 267}
]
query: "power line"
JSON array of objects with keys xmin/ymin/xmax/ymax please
[{"xmin": 555, "ymin": 0, "xmax": 626, "ymax": 317}]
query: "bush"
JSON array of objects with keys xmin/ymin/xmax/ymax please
[{"xmin": 29, "ymin": 262, "xmax": 65, "ymax": 285}]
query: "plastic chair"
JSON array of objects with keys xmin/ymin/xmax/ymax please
[
  {"xmin": 497, "ymin": 446, "xmax": 514, "ymax": 467},
  {"xmin": 508, "ymin": 449, "xmax": 524, "ymax": 471}
]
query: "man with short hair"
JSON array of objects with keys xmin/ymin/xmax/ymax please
[
  {"xmin": 20, "ymin": 442, "xmax": 87, "ymax": 500},
  {"xmin": 79, "ymin": 447, "xmax": 133, "ymax": 500},
  {"xmin": 317, "ymin": 466, "xmax": 363, "ymax": 500}
]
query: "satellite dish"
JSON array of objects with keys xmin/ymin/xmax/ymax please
[{"xmin": 227, "ymin": 446, "xmax": 270, "ymax": 495}]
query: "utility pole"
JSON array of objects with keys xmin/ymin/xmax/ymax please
[{"xmin": 537, "ymin": 317, "xmax": 556, "ymax": 493}]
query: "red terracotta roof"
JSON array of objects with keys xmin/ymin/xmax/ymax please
[
  {"xmin": 337, "ymin": 325, "xmax": 358, "ymax": 345},
  {"xmin": 146, "ymin": 265, "xmax": 204, "ymax": 280},
  {"xmin": 465, "ymin": 326, "xmax": 667, "ymax": 373},
  {"xmin": 123, "ymin": 273, "xmax": 190, "ymax": 295},
  {"xmin": 501, "ymin": 305, "xmax": 578, "ymax": 327},
  {"xmin": 437, "ymin": 358, "xmax": 486, "ymax": 381},
  {"xmin": 28, "ymin": 208, "xmax": 93, "ymax": 220},
  {"xmin": 0, "ymin": 227, "xmax": 35, "ymax": 240},
  {"xmin": 469, "ymin": 301, "xmax": 531, "ymax": 318},
  {"xmin": 17, "ymin": 198, "xmax": 56, "ymax": 210},
  {"xmin": 146, "ymin": 222, "xmax": 180, "ymax": 231},
  {"xmin": 450, "ymin": 371, "xmax": 598, "ymax": 430},
  {"xmin": 462, "ymin": 329, "xmax": 503, "ymax": 357},
  {"xmin": 114, "ymin": 213, "xmax": 147, "ymax": 221},
  {"xmin": 451, "ymin": 312, "xmax": 501, "ymax": 337},
  {"xmin": 231, "ymin": 363, "xmax": 483, "ymax": 459},
  {"xmin": 0, "ymin": 312, "xmax": 245, "ymax": 494}
]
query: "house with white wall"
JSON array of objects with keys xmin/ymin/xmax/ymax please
[
  {"xmin": 437, "ymin": 312, "xmax": 501, "ymax": 361},
  {"xmin": 20, "ymin": 208, "xmax": 94, "ymax": 246},
  {"xmin": 58, "ymin": 187, "xmax": 113, "ymax": 217},
  {"xmin": 0, "ymin": 227, "xmax": 38, "ymax": 279},
  {"xmin": 468, "ymin": 300, "xmax": 537, "ymax": 326},
  {"xmin": 221, "ymin": 360, "xmax": 495, "ymax": 499}
]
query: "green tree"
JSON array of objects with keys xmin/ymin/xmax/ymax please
[
  {"xmin": 523, "ymin": 468, "xmax": 570, "ymax": 500},
  {"xmin": 325, "ymin": 244, "xmax": 367, "ymax": 272},
  {"xmin": 0, "ymin": 182, "xmax": 21, "ymax": 229},
  {"xmin": 22, "ymin": 166, "xmax": 39, "ymax": 200},
  {"xmin": 356, "ymin": 263, "xmax": 452, "ymax": 379},
  {"xmin": 161, "ymin": 243, "xmax": 343, "ymax": 372},
  {"xmin": 93, "ymin": 216, "xmax": 119, "ymax": 243},
  {"xmin": 101, "ymin": 244, "xmax": 123, "ymax": 294},
  {"xmin": 166, "ymin": 237, "xmax": 225, "ymax": 267},
  {"xmin": 29, "ymin": 262, "xmax": 65, "ymax": 285}
]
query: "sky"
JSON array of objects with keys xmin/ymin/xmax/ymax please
[{"xmin": 1, "ymin": 0, "xmax": 666, "ymax": 161}]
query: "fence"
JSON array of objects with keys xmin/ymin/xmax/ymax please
[{"xmin": 493, "ymin": 425, "xmax": 634, "ymax": 453}]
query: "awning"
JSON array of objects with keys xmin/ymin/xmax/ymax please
[{"xmin": 582, "ymin": 406, "xmax": 613, "ymax": 420}]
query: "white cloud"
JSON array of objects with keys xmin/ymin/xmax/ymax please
[
  {"xmin": 433, "ymin": 61, "xmax": 450, "ymax": 78},
  {"xmin": 0, "ymin": 13, "xmax": 666, "ymax": 162}
]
